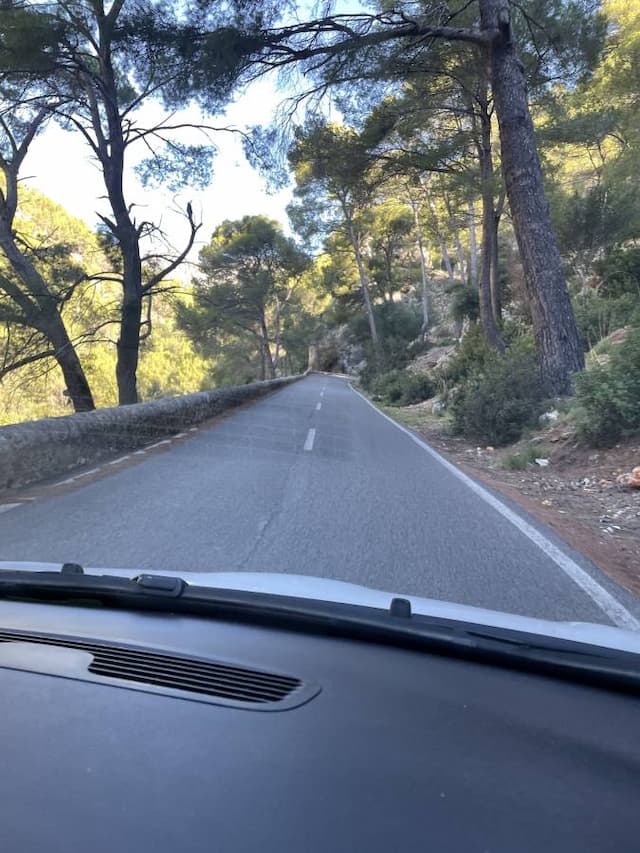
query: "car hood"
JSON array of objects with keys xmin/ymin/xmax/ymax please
[{"xmin": 1, "ymin": 560, "xmax": 639, "ymax": 655}]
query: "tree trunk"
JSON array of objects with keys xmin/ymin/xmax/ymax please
[
  {"xmin": 427, "ymin": 199, "xmax": 454, "ymax": 281},
  {"xmin": 384, "ymin": 247, "xmax": 394, "ymax": 302},
  {"xmin": 477, "ymin": 76, "xmax": 505, "ymax": 351},
  {"xmin": 0, "ymin": 214, "xmax": 95, "ymax": 412},
  {"xmin": 94, "ymin": 19, "xmax": 145, "ymax": 405},
  {"xmin": 454, "ymin": 233, "xmax": 467, "ymax": 283},
  {"xmin": 259, "ymin": 343, "xmax": 266, "ymax": 380},
  {"xmin": 116, "ymin": 284, "xmax": 142, "ymax": 405},
  {"xmin": 347, "ymin": 221, "xmax": 379, "ymax": 345},
  {"xmin": 480, "ymin": 0, "xmax": 584, "ymax": 393},
  {"xmin": 439, "ymin": 237, "xmax": 455, "ymax": 281},
  {"xmin": 409, "ymin": 197, "xmax": 430, "ymax": 341},
  {"xmin": 443, "ymin": 194, "xmax": 467, "ymax": 282},
  {"xmin": 468, "ymin": 201, "xmax": 479, "ymax": 288},
  {"xmin": 260, "ymin": 316, "xmax": 276, "ymax": 379},
  {"xmin": 490, "ymin": 204, "xmax": 503, "ymax": 324},
  {"xmin": 272, "ymin": 297, "xmax": 282, "ymax": 374},
  {"xmin": 46, "ymin": 317, "xmax": 96, "ymax": 412}
]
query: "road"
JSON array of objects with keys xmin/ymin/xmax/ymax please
[{"xmin": 1, "ymin": 374, "xmax": 638, "ymax": 626}]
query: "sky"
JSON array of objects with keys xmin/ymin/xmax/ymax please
[{"xmin": 22, "ymin": 76, "xmax": 296, "ymax": 271}]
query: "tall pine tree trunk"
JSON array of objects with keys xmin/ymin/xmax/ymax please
[
  {"xmin": 490, "ymin": 203, "xmax": 503, "ymax": 324},
  {"xmin": 408, "ymin": 195, "xmax": 430, "ymax": 340},
  {"xmin": 0, "ymin": 217, "xmax": 95, "ymax": 413},
  {"xmin": 477, "ymin": 75, "xmax": 505, "ymax": 351},
  {"xmin": 468, "ymin": 201, "xmax": 479, "ymax": 288},
  {"xmin": 260, "ymin": 315, "xmax": 276, "ymax": 379},
  {"xmin": 46, "ymin": 318, "xmax": 96, "ymax": 412},
  {"xmin": 347, "ymin": 221, "xmax": 379, "ymax": 346},
  {"xmin": 480, "ymin": 0, "xmax": 584, "ymax": 393}
]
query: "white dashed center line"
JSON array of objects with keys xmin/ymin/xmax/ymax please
[
  {"xmin": 303, "ymin": 428, "xmax": 316, "ymax": 452},
  {"xmin": 316, "ymin": 402, "xmax": 322, "ymax": 411},
  {"xmin": 0, "ymin": 503, "xmax": 22, "ymax": 514}
]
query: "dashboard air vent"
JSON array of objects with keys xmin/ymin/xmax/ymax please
[{"xmin": 0, "ymin": 628, "xmax": 316, "ymax": 709}]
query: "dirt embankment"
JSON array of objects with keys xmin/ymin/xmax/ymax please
[{"xmin": 385, "ymin": 403, "xmax": 640, "ymax": 597}]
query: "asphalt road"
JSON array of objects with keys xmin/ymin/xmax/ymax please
[{"xmin": 1, "ymin": 374, "xmax": 638, "ymax": 626}]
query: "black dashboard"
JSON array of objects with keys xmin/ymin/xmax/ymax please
[{"xmin": 0, "ymin": 597, "xmax": 638, "ymax": 852}]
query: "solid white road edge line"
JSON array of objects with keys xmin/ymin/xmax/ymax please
[
  {"xmin": 146, "ymin": 439, "xmax": 172, "ymax": 450},
  {"xmin": 349, "ymin": 383, "xmax": 640, "ymax": 631},
  {"xmin": 304, "ymin": 427, "xmax": 316, "ymax": 452},
  {"xmin": 74, "ymin": 468, "xmax": 101, "ymax": 479},
  {"xmin": 0, "ymin": 503, "xmax": 22, "ymax": 514},
  {"xmin": 108, "ymin": 455, "xmax": 131, "ymax": 466}
]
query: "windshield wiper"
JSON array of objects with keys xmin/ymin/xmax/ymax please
[{"xmin": 1, "ymin": 566, "xmax": 639, "ymax": 694}]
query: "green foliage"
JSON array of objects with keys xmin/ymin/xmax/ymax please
[
  {"xmin": 138, "ymin": 299, "xmax": 209, "ymax": 399},
  {"xmin": 436, "ymin": 324, "xmax": 492, "ymax": 390},
  {"xmin": 349, "ymin": 301, "xmax": 422, "ymax": 346},
  {"xmin": 351, "ymin": 301, "xmax": 424, "ymax": 387},
  {"xmin": 573, "ymin": 326, "xmax": 640, "ymax": 446},
  {"xmin": 502, "ymin": 446, "xmax": 550, "ymax": 470},
  {"xmin": 573, "ymin": 292, "xmax": 640, "ymax": 348},
  {"xmin": 552, "ymin": 181, "xmax": 640, "ymax": 268},
  {"xmin": 135, "ymin": 143, "xmax": 215, "ymax": 192},
  {"xmin": 450, "ymin": 343, "xmax": 545, "ymax": 446},
  {"xmin": 369, "ymin": 370, "xmax": 434, "ymax": 407},
  {"xmin": 448, "ymin": 283, "xmax": 480, "ymax": 323},
  {"xmin": 594, "ymin": 247, "xmax": 640, "ymax": 298},
  {"xmin": 180, "ymin": 215, "xmax": 313, "ymax": 384}
]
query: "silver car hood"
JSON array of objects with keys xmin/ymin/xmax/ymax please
[{"xmin": 1, "ymin": 560, "xmax": 639, "ymax": 655}]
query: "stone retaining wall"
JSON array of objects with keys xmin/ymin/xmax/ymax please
[{"xmin": 0, "ymin": 376, "xmax": 301, "ymax": 493}]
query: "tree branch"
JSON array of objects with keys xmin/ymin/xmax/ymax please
[{"xmin": 142, "ymin": 203, "xmax": 201, "ymax": 294}]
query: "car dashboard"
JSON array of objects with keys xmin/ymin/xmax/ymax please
[{"xmin": 0, "ymin": 596, "xmax": 638, "ymax": 853}]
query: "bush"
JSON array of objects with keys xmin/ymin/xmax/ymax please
[
  {"xmin": 573, "ymin": 326, "xmax": 640, "ymax": 446},
  {"xmin": 502, "ymin": 446, "xmax": 549, "ymax": 470},
  {"xmin": 573, "ymin": 292, "xmax": 640, "ymax": 349},
  {"xmin": 358, "ymin": 337, "xmax": 411, "ymax": 388},
  {"xmin": 594, "ymin": 247, "xmax": 640, "ymax": 299},
  {"xmin": 435, "ymin": 324, "xmax": 493, "ymax": 392},
  {"xmin": 450, "ymin": 343, "xmax": 545, "ymax": 445},
  {"xmin": 370, "ymin": 370, "xmax": 435, "ymax": 406},
  {"xmin": 448, "ymin": 283, "xmax": 480, "ymax": 323}
]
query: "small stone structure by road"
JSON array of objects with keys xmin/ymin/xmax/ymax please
[{"xmin": 0, "ymin": 376, "xmax": 301, "ymax": 493}]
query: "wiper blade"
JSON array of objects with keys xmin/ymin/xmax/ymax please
[
  {"xmin": 0, "ymin": 568, "xmax": 187, "ymax": 601},
  {"xmin": 1, "ymin": 567, "xmax": 639, "ymax": 694}
]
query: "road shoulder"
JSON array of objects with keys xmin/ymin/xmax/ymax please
[{"xmin": 377, "ymin": 399, "xmax": 640, "ymax": 601}]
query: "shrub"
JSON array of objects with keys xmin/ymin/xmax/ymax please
[
  {"xmin": 450, "ymin": 343, "xmax": 545, "ymax": 446},
  {"xmin": 594, "ymin": 247, "xmax": 640, "ymax": 299},
  {"xmin": 573, "ymin": 292, "xmax": 640, "ymax": 349},
  {"xmin": 502, "ymin": 446, "xmax": 549, "ymax": 470},
  {"xmin": 447, "ymin": 282, "xmax": 479, "ymax": 323},
  {"xmin": 573, "ymin": 326, "xmax": 640, "ymax": 446},
  {"xmin": 435, "ymin": 324, "xmax": 493, "ymax": 392},
  {"xmin": 359, "ymin": 337, "xmax": 411, "ymax": 388},
  {"xmin": 370, "ymin": 369, "xmax": 435, "ymax": 406}
]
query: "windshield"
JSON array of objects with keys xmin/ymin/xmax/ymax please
[{"xmin": 0, "ymin": 0, "xmax": 639, "ymax": 635}]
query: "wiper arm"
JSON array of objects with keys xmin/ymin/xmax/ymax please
[
  {"xmin": 0, "ymin": 567, "xmax": 187, "ymax": 602},
  {"xmin": 1, "ymin": 567, "xmax": 639, "ymax": 694}
]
